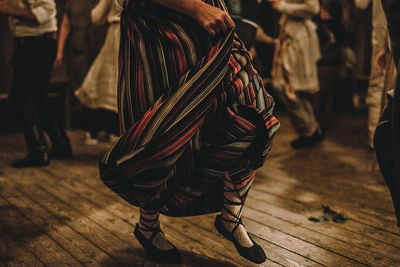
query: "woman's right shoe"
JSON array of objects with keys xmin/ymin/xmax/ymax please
[
  {"xmin": 134, "ymin": 223, "xmax": 181, "ymax": 263},
  {"xmin": 214, "ymin": 214, "xmax": 267, "ymax": 264}
]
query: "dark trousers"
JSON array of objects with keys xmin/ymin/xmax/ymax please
[
  {"xmin": 313, "ymin": 65, "xmax": 340, "ymax": 131},
  {"xmin": 9, "ymin": 35, "xmax": 62, "ymax": 153},
  {"xmin": 9, "ymin": 36, "xmax": 57, "ymax": 127}
]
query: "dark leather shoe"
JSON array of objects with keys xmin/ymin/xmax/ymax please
[
  {"xmin": 214, "ymin": 215, "xmax": 266, "ymax": 264},
  {"xmin": 12, "ymin": 152, "xmax": 50, "ymax": 168},
  {"xmin": 134, "ymin": 224, "xmax": 181, "ymax": 263},
  {"xmin": 291, "ymin": 130, "xmax": 324, "ymax": 149}
]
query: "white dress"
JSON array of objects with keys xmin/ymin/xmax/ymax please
[
  {"xmin": 271, "ymin": 0, "xmax": 321, "ymax": 94},
  {"xmin": 75, "ymin": 0, "xmax": 121, "ymax": 113}
]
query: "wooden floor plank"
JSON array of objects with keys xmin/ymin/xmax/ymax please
[
  {"xmin": 170, "ymin": 206, "xmax": 330, "ymax": 266},
  {"xmin": 1, "ymin": 185, "xmax": 115, "ymax": 265},
  {"xmin": 15, "ymin": 182, "xmax": 144, "ymax": 265},
  {"xmin": 182, "ymin": 214, "xmax": 314, "ymax": 267},
  {"xmin": 1, "ymin": 112, "xmax": 400, "ymax": 266},
  {"xmin": 252, "ymin": 174, "xmax": 400, "ymax": 236},
  {"xmin": 249, "ymin": 187, "xmax": 400, "ymax": 249},
  {"xmin": 162, "ymin": 223, "xmax": 245, "ymax": 267},
  {"xmin": 261, "ymin": 151, "xmax": 394, "ymax": 215},
  {"xmin": 244, "ymin": 217, "xmax": 361, "ymax": 266},
  {"xmin": 245, "ymin": 195, "xmax": 400, "ymax": 263},
  {"xmin": 244, "ymin": 205, "xmax": 399, "ymax": 266},
  {"xmin": 0, "ymin": 196, "xmax": 81, "ymax": 266},
  {"xmin": 42, "ymin": 160, "xmax": 320, "ymax": 267},
  {"xmin": 166, "ymin": 217, "xmax": 275, "ymax": 267},
  {"xmin": 4, "ymin": 163, "xmax": 216, "ymax": 266},
  {"xmin": 0, "ymin": 198, "xmax": 44, "ymax": 267},
  {"xmin": 251, "ymin": 186, "xmax": 400, "ymax": 248},
  {"xmin": 37, "ymin": 163, "xmax": 272, "ymax": 266},
  {"xmin": 251, "ymin": 236, "xmax": 324, "ymax": 267},
  {"xmin": 256, "ymin": 167, "xmax": 397, "ymax": 224}
]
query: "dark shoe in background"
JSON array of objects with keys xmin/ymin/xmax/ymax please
[
  {"xmin": 13, "ymin": 124, "xmax": 50, "ymax": 168},
  {"xmin": 45, "ymin": 122, "xmax": 73, "ymax": 158},
  {"xmin": 12, "ymin": 151, "xmax": 50, "ymax": 168},
  {"xmin": 291, "ymin": 130, "xmax": 324, "ymax": 149}
]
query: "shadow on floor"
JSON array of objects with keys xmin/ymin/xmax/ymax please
[{"xmin": 101, "ymin": 248, "xmax": 238, "ymax": 267}]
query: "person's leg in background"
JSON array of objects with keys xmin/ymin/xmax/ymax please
[
  {"xmin": 9, "ymin": 36, "xmax": 57, "ymax": 167},
  {"xmin": 100, "ymin": 109, "xmax": 119, "ymax": 141},
  {"xmin": 314, "ymin": 65, "xmax": 339, "ymax": 133},
  {"xmin": 40, "ymin": 100, "xmax": 72, "ymax": 158},
  {"xmin": 366, "ymin": 76, "xmax": 384, "ymax": 150},
  {"xmin": 278, "ymin": 90, "xmax": 323, "ymax": 148},
  {"xmin": 81, "ymin": 106, "xmax": 100, "ymax": 145}
]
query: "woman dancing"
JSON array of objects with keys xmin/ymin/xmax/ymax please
[{"xmin": 100, "ymin": 0, "xmax": 279, "ymax": 263}]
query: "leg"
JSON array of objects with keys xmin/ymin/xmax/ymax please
[
  {"xmin": 278, "ymin": 91, "xmax": 322, "ymax": 148},
  {"xmin": 314, "ymin": 65, "xmax": 338, "ymax": 132},
  {"xmin": 214, "ymin": 172, "xmax": 266, "ymax": 264},
  {"xmin": 10, "ymin": 36, "xmax": 56, "ymax": 167},
  {"xmin": 366, "ymin": 71, "xmax": 385, "ymax": 149},
  {"xmin": 133, "ymin": 208, "xmax": 180, "ymax": 262},
  {"xmin": 221, "ymin": 173, "xmax": 253, "ymax": 247},
  {"xmin": 40, "ymin": 98, "xmax": 72, "ymax": 158},
  {"xmin": 82, "ymin": 107, "xmax": 99, "ymax": 145}
]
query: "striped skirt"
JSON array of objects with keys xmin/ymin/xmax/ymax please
[{"xmin": 99, "ymin": 0, "xmax": 280, "ymax": 217}]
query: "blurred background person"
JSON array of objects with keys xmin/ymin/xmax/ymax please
[
  {"xmin": 73, "ymin": 0, "xmax": 120, "ymax": 145},
  {"xmin": 313, "ymin": 0, "xmax": 344, "ymax": 133},
  {"xmin": 271, "ymin": 0, "xmax": 323, "ymax": 148},
  {"xmin": 354, "ymin": 0, "xmax": 388, "ymax": 150},
  {"xmin": 0, "ymin": 0, "xmax": 71, "ymax": 167},
  {"xmin": 54, "ymin": 0, "xmax": 105, "ymax": 91},
  {"xmin": 53, "ymin": 0, "xmax": 107, "ymax": 137}
]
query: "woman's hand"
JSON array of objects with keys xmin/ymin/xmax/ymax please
[
  {"xmin": 189, "ymin": 1, "xmax": 235, "ymax": 36},
  {"xmin": 152, "ymin": 0, "xmax": 234, "ymax": 36}
]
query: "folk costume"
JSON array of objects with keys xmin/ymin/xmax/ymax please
[{"xmin": 99, "ymin": 0, "xmax": 279, "ymax": 262}]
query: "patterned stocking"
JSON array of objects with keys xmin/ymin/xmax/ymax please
[
  {"xmin": 221, "ymin": 173, "xmax": 254, "ymax": 247},
  {"xmin": 138, "ymin": 208, "xmax": 174, "ymax": 250}
]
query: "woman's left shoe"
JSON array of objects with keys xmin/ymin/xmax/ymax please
[{"xmin": 214, "ymin": 214, "xmax": 267, "ymax": 264}]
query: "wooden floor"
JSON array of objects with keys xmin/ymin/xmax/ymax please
[{"xmin": 0, "ymin": 112, "xmax": 399, "ymax": 267}]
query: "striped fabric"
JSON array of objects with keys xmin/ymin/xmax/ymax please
[{"xmin": 99, "ymin": 0, "xmax": 280, "ymax": 217}]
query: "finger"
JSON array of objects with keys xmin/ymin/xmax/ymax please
[
  {"xmin": 224, "ymin": 13, "xmax": 235, "ymax": 29},
  {"xmin": 205, "ymin": 25, "xmax": 216, "ymax": 36},
  {"xmin": 216, "ymin": 18, "xmax": 228, "ymax": 33},
  {"xmin": 209, "ymin": 21, "xmax": 221, "ymax": 35}
]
